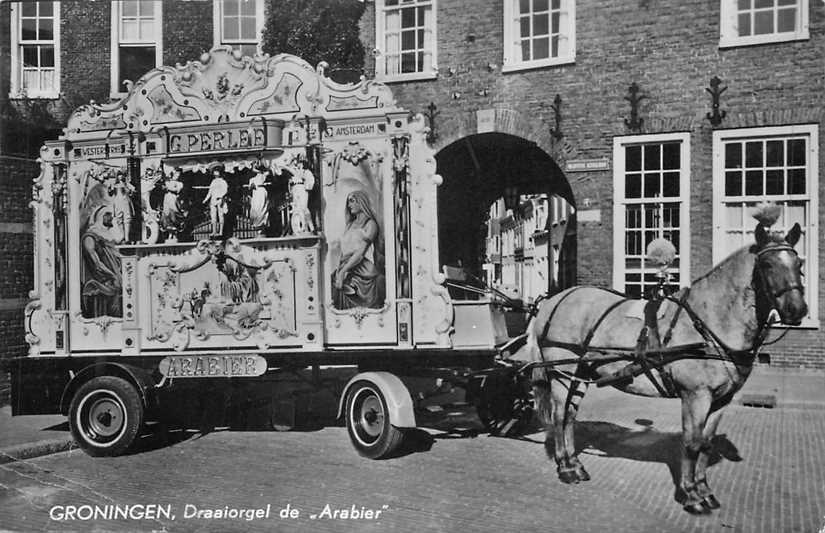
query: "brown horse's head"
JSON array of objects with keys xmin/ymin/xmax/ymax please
[{"xmin": 753, "ymin": 222, "xmax": 808, "ymax": 325}]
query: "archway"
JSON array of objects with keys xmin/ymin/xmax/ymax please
[{"xmin": 435, "ymin": 132, "xmax": 576, "ymax": 303}]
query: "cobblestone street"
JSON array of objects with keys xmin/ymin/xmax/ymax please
[{"xmin": 1, "ymin": 386, "xmax": 823, "ymax": 533}]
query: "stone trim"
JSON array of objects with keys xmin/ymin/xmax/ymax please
[{"xmin": 0, "ymin": 223, "xmax": 32, "ymax": 234}]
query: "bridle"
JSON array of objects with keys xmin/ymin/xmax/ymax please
[{"xmin": 754, "ymin": 243, "xmax": 805, "ymax": 303}]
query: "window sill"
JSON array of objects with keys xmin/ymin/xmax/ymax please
[
  {"xmin": 719, "ymin": 31, "xmax": 809, "ymax": 49},
  {"xmin": 501, "ymin": 57, "xmax": 575, "ymax": 73},
  {"xmin": 375, "ymin": 72, "xmax": 438, "ymax": 84},
  {"xmin": 9, "ymin": 91, "xmax": 61, "ymax": 100}
]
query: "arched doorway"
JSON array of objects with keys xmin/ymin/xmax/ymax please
[{"xmin": 435, "ymin": 132, "xmax": 576, "ymax": 304}]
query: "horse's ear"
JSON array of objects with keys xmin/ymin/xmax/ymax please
[
  {"xmin": 786, "ymin": 222, "xmax": 802, "ymax": 246},
  {"xmin": 755, "ymin": 223, "xmax": 770, "ymax": 247}
]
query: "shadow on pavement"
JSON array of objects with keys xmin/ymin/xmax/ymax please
[{"xmin": 560, "ymin": 420, "xmax": 742, "ymax": 500}]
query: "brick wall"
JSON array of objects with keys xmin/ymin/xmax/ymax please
[
  {"xmin": 361, "ymin": 0, "xmax": 825, "ymax": 367},
  {"xmin": 0, "ymin": 157, "xmax": 37, "ymax": 405}
]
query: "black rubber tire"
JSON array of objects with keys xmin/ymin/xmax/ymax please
[
  {"xmin": 68, "ymin": 376, "xmax": 144, "ymax": 457},
  {"xmin": 345, "ymin": 380, "xmax": 405, "ymax": 459}
]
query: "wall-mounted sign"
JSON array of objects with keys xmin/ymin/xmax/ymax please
[
  {"xmin": 159, "ymin": 354, "xmax": 267, "ymax": 378},
  {"xmin": 72, "ymin": 143, "xmax": 127, "ymax": 160},
  {"xmin": 565, "ymin": 157, "xmax": 610, "ymax": 172},
  {"xmin": 323, "ymin": 121, "xmax": 386, "ymax": 140},
  {"xmin": 169, "ymin": 125, "xmax": 266, "ymax": 155},
  {"xmin": 477, "ymin": 109, "xmax": 495, "ymax": 133}
]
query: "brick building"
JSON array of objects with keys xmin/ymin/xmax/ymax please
[
  {"xmin": 358, "ymin": 0, "xmax": 824, "ymax": 367},
  {"xmin": 0, "ymin": 0, "xmax": 823, "ymax": 369}
]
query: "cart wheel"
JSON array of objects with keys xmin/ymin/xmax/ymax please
[
  {"xmin": 471, "ymin": 369, "xmax": 534, "ymax": 437},
  {"xmin": 345, "ymin": 380, "xmax": 405, "ymax": 459},
  {"xmin": 69, "ymin": 376, "xmax": 144, "ymax": 457}
]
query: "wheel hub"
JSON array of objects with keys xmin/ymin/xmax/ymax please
[{"xmin": 88, "ymin": 397, "xmax": 123, "ymax": 438}]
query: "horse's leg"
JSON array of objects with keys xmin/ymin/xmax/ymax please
[
  {"xmin": 549, "ymin": 373, "xmax": 587, "ymax": 483},
  {"xmin": 694, "ymin": 404, "xmax": 727, "ymax": 510},
  {"xmin": 680, "ymin": 391, "xmax": 713, "ymax": 514},
  {"xmin": 562, "ymin": 379, "xmax": 590, "ymax": 482},
  {"xmin": 531, "ymin": 370, "xmax": 568, "ymax": 477}
]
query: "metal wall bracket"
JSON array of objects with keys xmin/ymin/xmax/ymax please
[
  {"xmin": 549, "ymin": 94, "xmax": 563, "ymax": 141},
  {"xmin": 624, "ymin": 82, "xmax": 646, "ymax": 132},
  {"xmin": 705, "ymin": 76, "xmax": 727, "ymax": 127},
  {"xmin": 424, "ymin": 102, "xmax": 439, "ymax": 144}
]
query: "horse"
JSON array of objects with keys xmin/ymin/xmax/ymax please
[{"xmin": 516, "ymin": 220, "xmax": 807, "ymax": 514}]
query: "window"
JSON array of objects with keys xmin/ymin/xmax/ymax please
[
  {"xmin": 712, "ymin": 125, "xmax": 819, "ymax": 325},
  {"xmin": 111, "ymin": 1, "xmax": 162, "ymax": 97},
  {"xmin": 503, "ymin": 0, "xmax": 575, "ymax": 72},
  {"xmin": 213, "ymin": 0, "xmax": 264, "ymax": 57},
  {"xmin": 10, "ymin": 1, "xmax": 60, "ymax": 98},
  {"xmin": 375, "ymin": 0, "xmax": 436, "ymax": 81},
  {"xmin": 613, "ymin": 133, "xmax": 691, "ymax": 299},
  {"xmin": 720, "ymin": 0, "xmax": 808, "ymax": 47}
]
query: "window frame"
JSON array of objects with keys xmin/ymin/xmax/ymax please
[
  {"xmin": 9, "ymin": 1, "xmax": 61, "ymax": 99},
  {"xmin": 212, "ymin": 0, "xmax": 265, "ymax": 57},
  {"xmin": 719, "ymin": 0, "xmax": 809, "ymax": 48},
  {"xmin": 612, "ymin": 132, "xmax": 692, "ymax": 296},
  {"xmin": 712, "ymin": 124, "xmax": 819, "ymax": 327},
  {"xmin": 374, "ymin": 0, "xmax": 438, "ymax": 83},
  {"xmin": 502, "ymin": 0, "xmax": 575, "ymax": 73},
  {"xmin": 110, "ymin": 0, "xmax": 163, "ymax": 99}
]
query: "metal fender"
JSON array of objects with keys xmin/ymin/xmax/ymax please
[
  {"xmin": 60, "ymin": 363, "xmax": 158, "ymax": 415},
  {"xmin": 337, "ymin": 372, "xmax": 417, "ymax": 428}
]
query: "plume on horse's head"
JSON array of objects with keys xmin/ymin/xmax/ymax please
[{"xmin": 750, "ymin": 202, "xmax": 801, "ymax": 248}]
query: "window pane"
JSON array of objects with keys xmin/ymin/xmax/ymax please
[
  {"xmin": 40, "ymin": 45, "xmax": 54, "ymax": 67},
  {"xmin": 738, "ymin": 13, "xmax": 752, "ymax": 36},
  {"xmin": 401, "ymin": 30, "xmax": 416, "ymax": 51},
  {"xmin": 519, "ymin": 17, "xmax": 530, "ymax": 38},
  {"xmin": 534, "ymin": 13, "xmax": 549, "ymax": 35},
  {"xmin": 519, "ymin": 0, "xmax": 530, "ymax": 14},
  {"xmin": 787, "ymin": 169, "xmax": 806, "ymax": 194},
  {"xmin": 745, "ymin": 141, "xmax": 762, "ymax": 167},
  {"xmin": 535, "ymin": 0, "xmax": 549, "ymax": 11},
  {"xmin": 533, "ymin": 37, "xmax": 549, "ymax": 59},
  {"xmin": 139, "ymin": 20, "xmax": 154, "ymax": 39},
  {"xmin": 725, "ymin": 143, "xmax": 742, "ymax": 168},
  {"xmin": 140, "ymin": 0, "xmax": 155, "ymax": 16},
  {"xmin": 119, "ymin": 46, "xmax": 155, "ymax": 89},
  {"xmin": 787, "ymin": 139, "xmax": 805, "ymax": 165},
  {"xmin": 240, "ymin": 0, "xmax": 256, "ymax": 15},
  {"xmin": 765, "ymin": 169, "xmax": 783, "ymax": 195},
  {"xmin": 122, "ymin": 20, "xmax": 139, "ymax": 40},
  {"xmin": 39, "ymin": 1, "xmax": 54, "ymax": 16},
  {"xmin": 401, "ymin": 52, "xmax": 416, "ymax": 73},
  {"xmin": 725, "ymin": 171, "xmax": 743, "ymax": 196},
  {"xmin": 401, "ymin": 7, "xmax": 415, "ymax": 27},
  {"xmin": 754, "ymin": 0, "xmax": 772, "ymax": 8},
  {"xmin": 643, "ymin": 174, "xmax": 660, "ymax": 197},
  {"xmin": 644, "ymin": 144, "xmax": 661, "ymax": 170},
  {"xmin": 626, "ymin": 145, "xmax": 642, "ymax": 171},
  {"xmin": 224, "ymin": 0, "xmax": 239, "ymax": 16},
  {"xmin": 626, "ymin": 173, "xmax": 641, "ymax": 198},
  {"xmin": 520, "ymin": 40, "xmax": 530, "ymax": 62},
  {"xmin": 22, "ymin": 46, "xmax": 38, "ymax": 66},
  {"xmin": 551, "ymin": 35, "xmax": 559, "ymax": 56},
  {"xmin": 21, "ymin": 19, "xmax": 37, "ymax": 41},
  {"xmin": 777, "ymin": 7, "xmax": 796, "ymax": 32},
  {"xmin": 662, "ymin": 143, "xmax": 680, "ymax": 169},
  {"xmin": 662, "ymin": 172, "xmax": 680, "ymax": 197},
  {"xmin": 745, "ymin": 170, "xmax": 763, "ymax": 195},
  {"xmin": 122, "ymin": 0, "xmax": 138, "ymax": 17},
  {"xmin": 37, "ymin": 18, "xmax": 54, "ymax": 41},
  {"xmin": 241, "ymin": 17, "xmax": 257, "ymax": 39},
  {"xmin": 765, "ymin": 140, "xmax": 783, "ymax": 166},
  {"xmin": 22, "ymin": 2, "xmax": 37, "ymax": 17},
  {"xmin": 224, "ymin": 17, "xmax": 239, "ymax": 40},
  {"xmin": 754, "ymin": 11, "xmax": 773, "ymax": 34}
]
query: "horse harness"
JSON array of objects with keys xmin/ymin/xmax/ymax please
[{"xmin": 527, "ymin": 243, "xmax": 798, "ymax": 397}]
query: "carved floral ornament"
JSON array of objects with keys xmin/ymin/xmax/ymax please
[{"xmin": 65, "ymin": 47, "xmax": 400, "ymax": 138}]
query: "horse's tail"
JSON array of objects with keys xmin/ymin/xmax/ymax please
[{"xmin": 514, "ymin": 315, "xmax": 542, "ymax": 363}]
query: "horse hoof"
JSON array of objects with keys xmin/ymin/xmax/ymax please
[
  {"xmin": 703, "ymin": 494, "xmax": 721, "ymax": 509},
  {"xmin": 683, "ymin": 502, "xmax": 710, "ymax": 515},
  {"xmin": 576, "ymin": 467, "xmax": 591, "ymax": 482},
  {"xmin": 557, "ymin": 468, "xmax": 579, "ymax": 484}
]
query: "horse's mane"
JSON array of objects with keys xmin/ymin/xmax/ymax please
[{"xmin": 689, "ymin": 232, "xmax": 787, "ymax": 286}]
